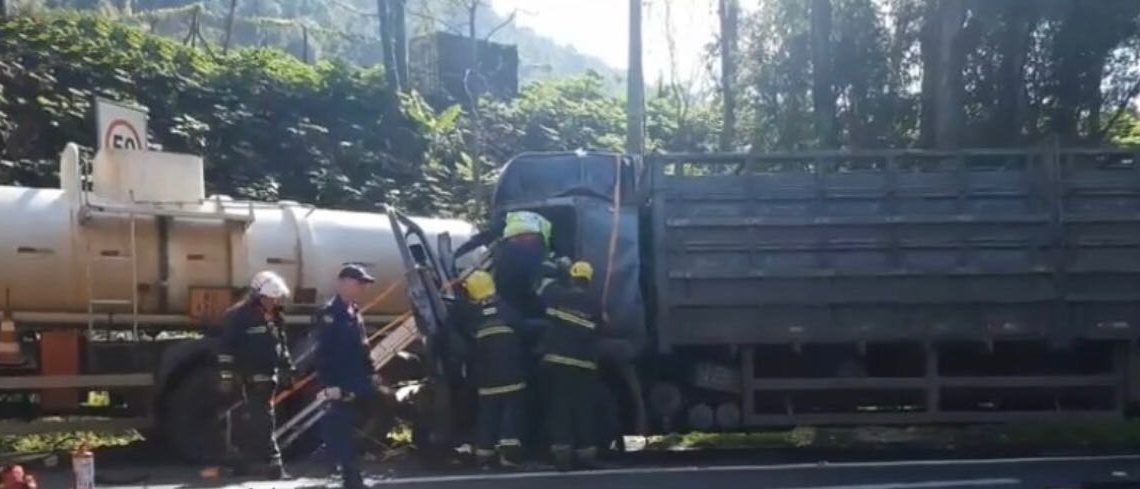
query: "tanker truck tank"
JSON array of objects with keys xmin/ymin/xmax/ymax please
[{"xmin": 0, "ymin": 144, "xmax": 479, "ymax": 324}]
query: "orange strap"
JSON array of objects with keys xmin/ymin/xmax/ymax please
[{"xmin": 600, "ymin": 154, "xmax": 623, "ymax": 323}]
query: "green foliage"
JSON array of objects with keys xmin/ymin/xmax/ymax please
[
  {"xmin": 475, "ymin": 73, "xmax": 719, "ymax": 164},
  {"xmin": 1107, "ymin": 112, "xmax": 1140, "ymax": 146},
  {"xmin": 21, "ymin": 0, "xmax": 620, "ymax": 89},
  {"xmin": 0, "ymin": 13, "xmax": 444, "ymax": 213},
  {"xmin": 0, "ymin": 426, "xmax": 142, "ymax": 453},
  {"xmin": 741, "ymin": 0, "xmax": 1140, "ymax": 149},
  {"xmin": 0, "ymin": 13, "xmax": 719, "ymax": 222}
]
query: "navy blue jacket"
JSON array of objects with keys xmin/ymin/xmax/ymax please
[{"xmin": 314, "ymin": 296, "xmax": 375, "ymax": 396}]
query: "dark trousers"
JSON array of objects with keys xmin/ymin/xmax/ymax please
[
  {"xmin": 322, "ymin": 400, "xmax": 363, "ymax": 489},
  {"xmin": 232, "ymin": 378, "xmax": 282, "ymax": 469},
  {"xmin": 475, "ymin": 390, "xmax": 525, "ymax": 459},
  {"xmin": 540, "ymin": 364, "xmax": 595, "ymax": 453}
]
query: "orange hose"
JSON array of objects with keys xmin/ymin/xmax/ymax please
[{"xmin": 600, "ymin": 154, "xmax": 623, "ymax": 322}]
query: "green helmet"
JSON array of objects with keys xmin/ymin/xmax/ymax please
[{"xmin": 503, "ymin": 211, "xmax": 552, "ymax": 247}]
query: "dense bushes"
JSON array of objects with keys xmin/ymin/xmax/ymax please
[
  {"xmin": 0, "ymin": 14, "xmax": 719, "ymax": 218},
  {"xmin": 0, "ymin": 14, "xmax": 434, "ymax": 212}
]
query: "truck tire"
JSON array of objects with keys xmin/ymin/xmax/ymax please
[{"xmin": 161, "ymin": 365, "xmax": 225, "ymax": 464}]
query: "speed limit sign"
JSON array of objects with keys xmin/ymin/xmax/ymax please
[{"xmin": 95, "ymin": 98, "xmax": 148, "ymax": 151}]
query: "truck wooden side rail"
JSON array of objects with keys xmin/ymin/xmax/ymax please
[{"xmin": 647, "ymin": 148, "xmax": 1140, "ymax": 426}]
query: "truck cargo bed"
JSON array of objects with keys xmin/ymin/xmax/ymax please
[
  {"xmin": 651, "ymin": 149, "xmax": 1140, "ymax": 348},
  {"xmin": 648, "ymin": 149, "xmax": 1140, "ymax": 425}
]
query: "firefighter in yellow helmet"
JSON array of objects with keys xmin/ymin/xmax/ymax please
[
  {"xmin": 534, "ymin": 261, "xmax": 602, "ymax": 470},
  {"xmin": 460, "ymin": 270, "xmax": 529, "ymax": 469}
]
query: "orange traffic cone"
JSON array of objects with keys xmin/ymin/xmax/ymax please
[{"xmin": 0, "ymin": 314, "xmax": 22, "ymax": 366}]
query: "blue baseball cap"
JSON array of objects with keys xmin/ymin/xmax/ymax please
[{"xmin": 338, "ymin": 264, "xmax": 376, "ymax": 283}]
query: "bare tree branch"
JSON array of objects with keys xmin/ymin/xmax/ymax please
[
  {"xmin": 405, "ymin": 6, "xmax": 465, "ymax": 34},
  {"xmin": 328, "ymin": 0, "xmax": 378, "ymax": 17},
  {"xmin": 483, "ymin": 9, "xmax": 516, "ymax": 42}
]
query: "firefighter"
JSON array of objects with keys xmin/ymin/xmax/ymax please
[
  {"xmin": 217, "ymin": 270, "xmax": 295, "ymax": 480},
  {"xmin": 459, "ymin": 270, "xmax": 528, "ymax": 469},
  {"xmin": 535, "ymin": 261, "xmax": 602, "ymax": 470},
  {"xmin": 314, "ymin": 264, "xmax": 377, "ymax": 489},
  {"xmin": 455, "ymin": 211, "xmax": 554, "ymax": 324}
]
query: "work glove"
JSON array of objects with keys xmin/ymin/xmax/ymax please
[
  {"xmin": 278, "ymin": 368, "xmax": 297, "ymax": 388},
  {"xmin": 218, "ymin": 371, "xmax": 235, "ymax": 396},
  {"xmin": 321, "ymin": 386, "xmax": 342, "ymax": 401},
  {"xmin": 321, "ymin": 386, "xmax": 357, "ymax": 403}
]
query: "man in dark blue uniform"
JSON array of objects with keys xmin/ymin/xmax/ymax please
[
  {"xmin": 217, "ymin": 270, "xmax": 295, "ymax": 480},
  {"xmin": 314, "ymin": 265, "xmax": 377, "ymax": 489}
]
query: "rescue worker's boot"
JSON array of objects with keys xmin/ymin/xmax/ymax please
[
  {"xmin": 575, "ymin": 447, "xmax": 606, "ymax": 470},
  {"xmin": 498, "ymin": 444, "xmax": 523, "ymax": 470},
  {"xmin": 551, "ymin": 445, "xmax": 574, "ymax": 471},
  {"xmin": 475, "ymin": 449, "xmax": 497, "ymax": 471},
  {"xmin": 264, "ymin": 463, "xmax": 291, "ymax": 481}
]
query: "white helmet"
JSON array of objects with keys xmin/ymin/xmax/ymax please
[{"xmin": 250, "ymin": 270, "xmax": 291, "ymax": 300}]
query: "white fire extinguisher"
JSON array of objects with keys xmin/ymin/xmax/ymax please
[{"xmin": 72, "ymin": 445, "xmax": 94, "ymax": 489}]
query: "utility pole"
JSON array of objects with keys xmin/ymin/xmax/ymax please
[
  {"xmin": 392, "ymin": 0, "xmax": 408, "ymax": 89},
  {"xmin": 626, "ymin": 0, "xmax": 645, "ymax": 156},
  {"xmin": 378, "ymin": 0, "xmax": 399, "ymax": 91}
]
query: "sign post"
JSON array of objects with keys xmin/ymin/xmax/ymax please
[{"xmin": 94, "ymin": 98, "xmax": 148, "ymax": 151}]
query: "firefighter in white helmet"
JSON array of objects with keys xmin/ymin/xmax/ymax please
[{"xmin": 216, "ymin": 270, "xmax": 295, "ymax": 480}]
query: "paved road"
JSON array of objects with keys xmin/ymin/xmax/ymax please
[{"xmin": 31, "ymin": 454, "xmax": 1140, "ymax": 489}]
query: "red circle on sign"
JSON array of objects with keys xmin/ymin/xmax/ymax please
[{"xmin": 103, "ymin": 119, "xmax": 142, "ymax": 149}]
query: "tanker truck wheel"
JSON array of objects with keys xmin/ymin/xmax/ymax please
[{"xmin": 161, "ymin": 365, "xmax": 226, "ymax": 464}]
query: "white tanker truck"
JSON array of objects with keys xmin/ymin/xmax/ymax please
[{"xmin": 0, "ymin": 143, "xmax": 478, "ymax": 457}]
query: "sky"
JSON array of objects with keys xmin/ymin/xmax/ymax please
[{"xmin": 488, "ymin": 0, "xmax": 720, "ymax": 86}]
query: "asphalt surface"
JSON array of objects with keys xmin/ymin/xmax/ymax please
[{"xmin": 30, "ymin": 454, "xmax": 1140, "ymax": 489}]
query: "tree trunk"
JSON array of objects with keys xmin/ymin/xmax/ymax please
[
  {"xmin": 377, "ymin": 0, "xmax": 399, "ymax": 91},
  {"xmin": 392, "ymin": 0, "xmax": 408, "ymax": 91},
  {"xmin": 301, "ymin": 25, "xmax": 309, "ymax": 63},
  {"xmin": 718, "ymin": 0, "xmax": 738, "ymax": 151},
  {"xmin": 1086, "ymin": 59, "xmax": 1105, "ymax": 140},
  {"xmin": 467, "ymin": 0, "xmax": 484, "ymax": 214},
  {"xmin": 1048, "ymin": 6, "xmax": 1083, "ymax": 143},
  {"xmin": 627, "ymin": 0, "xmax": 646, "ymax": 156},
  {"xmin": 994, "ymin": 1, "xmax": 1035, "ymax": 145},
  {"xmin": 1, "ymin": 0, "xmax": 8, "ymax": 18},
  {"xmin": 469, "ymin": 1, "xmax": 479, "ymax": 72},
  {"xmin": 810, "ymin": 0, "xmax": 836, "ymax": 148},
  {"xmin": 222, "ymin": 0, "xmax": 238, "ymax": 53},
  {"xmin": 918, "ymin": 1, "xmax": 939, "ymax": 148},
  {"xmin": 934, "ymin": 0, "xmax": 967, "ymax": 149}
]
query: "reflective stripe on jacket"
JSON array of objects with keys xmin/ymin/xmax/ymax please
[
  {"xmin": 536, "ymin": 279, "xmax": 600, "ymax": 371},
  {"xmin": 460, "ymin": 298, "xmax": 527, "ymax": 395}
]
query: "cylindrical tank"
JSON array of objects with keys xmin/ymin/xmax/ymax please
[{"xmin": 0, "ymin": 185, "xmax": 478, "ymax": 316}]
